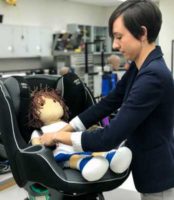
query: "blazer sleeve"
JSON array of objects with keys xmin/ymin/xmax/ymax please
[
  {"xmin": 81, "ymin": 70, "xmax": 164, "ymax": 152},
  {"xmin": 78, "ymin": 69, "xmax": 129, "ymax": 128}
]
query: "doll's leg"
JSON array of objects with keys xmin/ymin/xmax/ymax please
[
  {"xmin": 106, "ymin": 147, "xmax": 132, "ymax": 173},
  {"xmin": 54, "ymin": 151, "xmax": 91, "ymax": 162},
  {"xmin": 71, "ymin": 155, "xmax": 109, "ymax": 182},
  {"xmin": 54, "ymin": 151, "xmax": 109, "ymax": 181},
  {"xmin": 92, "ymin": 147, "xmax": 132, "ymax": 173},
  {"xmin": 68, "ymin": 154, "xmax": 109, "ymax": 182}
]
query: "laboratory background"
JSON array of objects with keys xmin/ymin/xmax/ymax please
[{"xmin": 0, "ymin": 0, "xmax": 174, "ymax": 200}]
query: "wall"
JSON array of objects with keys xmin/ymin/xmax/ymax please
[
  {"xmin": 0, "ymin": 0, "xmax": 113, "ymax": 72},
  {"xmin": 159, "ymin": 0, "xmax": 174, "ymax": 70},
  {"xmin": 0, "ymin": 0, "xmax": 173, "ymax": 70},
  {"xmin": 0, "ymin": 0, "xmax": 107, "ymax": 32}
]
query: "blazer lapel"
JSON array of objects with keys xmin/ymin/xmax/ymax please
[
  {"xmin": 123, "ymin": 64, "xmax": 138, "ymax": 102},
  {"xmin": 123, "ymin": 46, "xmax": 163, "ymax": 102}
]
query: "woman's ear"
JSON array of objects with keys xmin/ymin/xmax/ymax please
[{"xmin": 140, "ymin": 26, "xmax": 148, "ymax": 42}]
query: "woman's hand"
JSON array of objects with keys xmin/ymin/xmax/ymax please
[{"xmin": 40, "ymin": 131, "xmax": 73, "ymax": 146}]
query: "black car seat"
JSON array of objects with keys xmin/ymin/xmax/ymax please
[{"xmin": 0, "ymin": 73, "xmax": 130, "ymax": 200}]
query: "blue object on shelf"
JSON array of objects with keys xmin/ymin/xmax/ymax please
[
  {"xmin": 101, "ymin": 72, "xmax": 118, "ymax": 126},
  {"xmin": 102, "ymin": 73, "xmax": 118, "ymax": 96}
]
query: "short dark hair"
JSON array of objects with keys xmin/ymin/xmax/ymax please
[{"xmin": 109, "ymin": 0, "xmax": 162, "ymax": 43}]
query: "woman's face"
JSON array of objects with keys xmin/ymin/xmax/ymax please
[{"xmin": 112, "ymin": 15, "xmax": 143, "ymax": 63}]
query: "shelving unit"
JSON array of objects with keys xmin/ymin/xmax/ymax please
[
  {"xmin": 52, "ymin": 24, "xmax": 127, "ymax": 97},
  {"xmin": 67, "ymin": 23, "xmax": 112, "ymax": 53},
  {"xmin": 67, "ymin": 24, "xmax": 92, "ymax": 42},
  {"xmin": 53, "ymin": 51, "xmax": 95, "ymax": 93},
  {"xmin": 92, "ymin": 26, "xmax": 111, "ymax": 53}
]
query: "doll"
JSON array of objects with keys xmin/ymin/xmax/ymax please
[{"xmin": 28, "ymin": 88, "xmax": 132, "ymax": 182}]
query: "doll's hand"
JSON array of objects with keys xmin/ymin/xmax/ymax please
[
  {"xmin": 31, "ymin": 130, "xmax": 41, "ymax": 145},
  {"xmin": 31, "ymin": 137, "xmax": 41, "ymax": 145}
]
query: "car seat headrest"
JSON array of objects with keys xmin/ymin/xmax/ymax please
[
  {"xmin": 26, "ymin": 75, "xmax": 60, "ymax": 92},
  {"xmin": 4, "ymin": 76, "xmax": 32, "ymax": 142},
  {"xmin": 3, "ymin": 77, "xmax": 20, "ymax": 113},
  {"xmin": 57, "ymin": 73, "xmax": 87, "ymax": 120}
]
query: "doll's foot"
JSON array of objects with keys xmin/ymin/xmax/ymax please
[
  {"xmin": 109, "ymin": 147, "xmax": 132, "ymax": 173},
  {"xmin": 81, "ymin": 156, "xmax": 109, "ymax": 181}
]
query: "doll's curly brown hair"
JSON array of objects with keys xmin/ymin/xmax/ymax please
[{"xmin": 28, "ymin": 88, "xmax": 69, "ymax": 129}]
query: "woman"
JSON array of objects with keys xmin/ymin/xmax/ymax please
[{"xmin": 40, "ymin": 1, "xmax": 174, "ymax": 199}]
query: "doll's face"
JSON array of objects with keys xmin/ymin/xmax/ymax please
[{"xmin": 37, "ymin": 96, "xmax": 64, "ymax": 125}]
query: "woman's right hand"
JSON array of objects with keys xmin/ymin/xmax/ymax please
[{"xmin": 58, "ymin": 124, "xmax": 74, "ymax": 132}]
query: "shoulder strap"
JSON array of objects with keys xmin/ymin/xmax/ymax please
[
  {"xmin": 13, "ymin": 76, "xmax": 30, "ymax": 100},
  {"xmin": 61, "ymin": 73, "xmax": 87, "ymax": 120},
  {"xmin": 13, "ymin": 76, "xmax": 32, "ymax": 143}
]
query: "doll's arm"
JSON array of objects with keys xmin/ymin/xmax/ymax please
[{"xmin": 31, "ymin": 130, "xmax": 42, "ymax": 145}]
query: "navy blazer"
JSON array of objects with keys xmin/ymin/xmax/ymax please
[{"xmin": 78, "ymin": 46, "xmax": 174, "ymax": 193}]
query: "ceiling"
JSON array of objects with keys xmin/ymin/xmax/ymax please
[
  {"xmin": 67, "ymin": 0, "xmax": 159, "ymax": 7},
  {"xmin": 67, "ymin": 0, "xmax": 124, "ymax": 7}
]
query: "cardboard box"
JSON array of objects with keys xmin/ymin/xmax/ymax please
[{"xmin": 0, "ymin": 172, "xmax": 16, "ymax": 191}]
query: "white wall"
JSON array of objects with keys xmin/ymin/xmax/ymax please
[
  {"xmin": 159, "ymin": 0, "xmax": 174, "ymax": 69},
  {"xmin": 0, "ymin": 0, "xmax": 107, "ymax": 32},
  {"xmin": 0, "ymin": 0, "xmax": 173, "ymax": 69}
]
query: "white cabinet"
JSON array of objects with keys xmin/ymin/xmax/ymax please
[
  {"xmin": 13, "ymin": 26, "xmax": 29, "ymax": 57},
  {"xmin": 28, "ymin": 27, "xmax": 52, "ymax": 57},
  {"xmin": 0, "ymin": 25, "xmax": 52, "ymax": 58},
  {"xmin": 40, "ymin": 28, "xmax": 52, "ymax": 56},
  {"xmin": 0, "ymin": 25, "xmax": 14, "ymax": 57}
]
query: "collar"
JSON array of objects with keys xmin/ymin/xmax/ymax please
[{"xmin": 140, "ymin": 45, "xmax": 163, "ymax": 70}]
